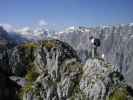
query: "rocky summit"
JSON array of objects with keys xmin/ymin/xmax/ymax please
[
  {"xmin": 58, "ymin": 25, "xmax": 133, "ymax": 87},
  {"xmin": 0, "ymin": 25, "xmax": 133, "ymax": 100},
  {"xmin": 0, "ymin": 37, "xmax": 133, "ymax": 100}
]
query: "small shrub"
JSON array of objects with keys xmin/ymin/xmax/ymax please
[
  {"xmin": 25, "ymin": 70, "xmax": 39, "ymax": 82},
  {"xmin": 109, "ymin": 87, "xmax": 128, "ymax": 100},
  {"xmin": 25, "ymin": 65, "xmax": 39, "ymax": 82},
  {"xmin": 18, "ymin": 82, "xmax": 33, "ymax": 100},
  {"xmin": 23, "ymin": 43, "xmax": 38, "ymax": 49},
  {"xmin": 43, "ymin": 41, "xmax": 56, "ymax": 49}
]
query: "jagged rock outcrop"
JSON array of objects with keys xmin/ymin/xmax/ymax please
[
  {"xmin": 18, "ymin": 39, "xmax": 133, "ymax": 100},
  {"xmin": 0, "ymin": 27, "xmax": 26, "ymax": 76},
  {"xmin": 21, "ymin": 57, "xmax": 133, "ymax": 100},
  {"xmin": 22, "ymin": 58, "xmax": 82, "ymax": 100},
  {"xmin": 58, "ymin": 25, "xmax": 133, "ymax": 87},
  {"xmin": 79, "ymin": 58, "xmax": 133, "ymax": 100},
  {"xmin": 0, "ymin": 37, "xmax": 133, "ymax": 100},
  {"xmin": 0, "ymin": 39, "xmax": 81, "ymax": 100},
  {"xmin": 0, "ymin": 49, "xmax": 12, "ymax": 75},
  {"xmin": 9, "ymin": 43, "xmax": 37, "ymax": 76},
  {"xmin": 8, "ymin": 39, "xmax": 79, "ymax": 76},
  {"xmin": 19, "ymin": 39, "xmax": 82, "ymax": 100}
]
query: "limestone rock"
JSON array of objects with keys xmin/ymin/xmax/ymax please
[
  {"xmin": 21, "ymin": 39, "xmax": 82, "ymax": 100},
  {"xmin": 79, "ymin": 58, "xmax": 133, "ymax": 100}
]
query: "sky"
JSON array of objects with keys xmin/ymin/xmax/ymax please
[{"xmin": 0, "ymin": 0, "xmax": 133, "ymax": 29}]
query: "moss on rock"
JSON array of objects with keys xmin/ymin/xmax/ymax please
[
  {"xmin": 18, "ymin": 82, "xmax": 33, "ymax": 100},
  {"xmin": 109, "ymin": 87, "xmax": 128, "ymax": 100},
  {"xmin": 25, "ymin": 69, "xmax": 39, "ymax": 82},
  {"xmin": 69, "ymin": 84, "xmax": 86, "ymax": 100}
]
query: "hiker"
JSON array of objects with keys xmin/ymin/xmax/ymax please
[{"xmin": 90, "ymin": 36, "xmax": 100, "ymax": 58}]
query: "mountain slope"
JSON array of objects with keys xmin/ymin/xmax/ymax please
[
  {"xmin": 0, "ymin": 37, "xmax": 133, "ymax": 100},
  {"xmin": 57, "ymin": 24, "xmax": 133, "ymax": 87}
]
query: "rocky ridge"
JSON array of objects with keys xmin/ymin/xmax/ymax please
[
  {"xmin": 57, "ymin": 24, "xmax": 133, "ymax": 87},
  {"xmin": 0, "ymin": 27, "xmax": 133, "ymax": 100}
]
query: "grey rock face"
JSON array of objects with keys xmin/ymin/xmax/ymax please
[
  {"xmin": 9, "ymin": 45, "xmax": 35, "ymax": 76},
  {"xmin": 23, "ymin": 59, "xmax": 82, "ymax": 100},
  {"xmin": 22, "ymin": 39, "xmax": 82, "ymax": 100},
  {"xmin": 58, "ymin": 25, "xmax": 133, "ymax": 86},
  {"xmin": 0, "ymin": 27, "xmax": 133, "ymax": 100},
  {"xmin": 22, "ymin": 57, "xmax": 133, "ymax": 100},
  {"xmin": 0, "ymin": 49, "xmax": 11, "ymax": 75},
  {"xmin": 79, "ymin": 59, "xmax": 121, "ymax": 100},
  {"xmin": 0, "ymin": 38, "xmax": 81, "ymax": 100},
  {"xmin": 7, "ymin": 39, "xmax": 79, "ymax": 77},
  {"xmin": 34, "ymin": 39, "xmax": 80, "ymax": 73},
  {"xmin": 20, "ymin": 39, "xmax": 133, "ymax": 100}
]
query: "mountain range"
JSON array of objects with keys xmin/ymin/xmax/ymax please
[
  {"xmin": 1, "ymin": 23, "xmax": 133, "ymax": 84},
  {"xmin": 0, "ymin": 23, "xmax": 133, "ymax": 100}
]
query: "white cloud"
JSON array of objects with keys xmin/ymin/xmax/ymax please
[
  {"xmin": 129, "ymin": 22, "xmax": 133, "ymax": 26},
  {"xmin": 68, "ymin": 26, "xmax": 75, "ymax": 30},
  {"xmin": 0, "ymin": 23, "xmax": 16, "ymax": 32},
  {"xmin": 20, "ymin": 27, "xmax": 31, "ymax": 32},
  {"xmin": 16, "ymin": 26, "xmax": 33, "ymax": 35},
  {"xmin": 38, "ymin": 19, "xmax": 48, "ymax": 26}
]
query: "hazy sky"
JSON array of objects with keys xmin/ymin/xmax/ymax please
[{"xmin": 0, "ymin": 0, "xmax": 133, "ymax": 28}]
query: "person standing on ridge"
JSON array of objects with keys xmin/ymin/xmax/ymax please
[{"xmin": 89, "ymin": 36, "xmax": 101, "ymax": 58}]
